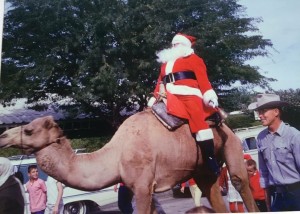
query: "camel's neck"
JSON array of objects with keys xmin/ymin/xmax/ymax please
[{"xmin": 35, "ymin": 137, "xmax": 120, "ymax": 191}]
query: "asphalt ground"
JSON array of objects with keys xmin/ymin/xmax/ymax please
[{"xmin": 96, "ymin": 190, "xmax": 227, "ymax": 214}]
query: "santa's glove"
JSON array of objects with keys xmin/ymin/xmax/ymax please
[
  {"xmin": 208, "ymin": 98, "xmax": 218, "ymax": 108},
  {"xmin": 147, "ymin": 97, "xmax": 156, "ymax": 107}
]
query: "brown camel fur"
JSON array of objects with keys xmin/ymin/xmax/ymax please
[{"xmin": 0, "ymin": 110, "xmax": 259, "ymax": 213}]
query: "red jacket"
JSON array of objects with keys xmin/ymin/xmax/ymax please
[
  {"xmin": 219, "ymin": 167, "xmax": 229, "ymax": 191},
  {"xmin": 153, "ymin": 53, "xmax": 217, "ymax": 132},
  {"xmin": 181, "ymin": 178, "xmax": 197, "ymax": 187},
  {"xmin": 249, "ymin": 171, "xmax": 265, "ymax": 200}
]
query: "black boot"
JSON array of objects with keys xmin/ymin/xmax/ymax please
[{"xmin": 198, "ymin": 139, "xmax": 220, "ymax": 176}]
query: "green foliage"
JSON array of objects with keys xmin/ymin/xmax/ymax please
[
  {"xmin": 2, "ymin": 0, "xmax": 274, "ymax": 126},
  {"xmin": 71, "ymin": 136, "xmax": 112, "ymax": 152},
  {"xmin": 0, "ymin": 148, "xmax": 21, "ymax": 158},
  {"xmin": 277, "ymin": 89, "xmax": 300, "ymax": 129},
  {"xmin": 225, "ymin": 114, "xmax": 261, "ymax": 129},
  {"xmin": 226, "ymin": 89, "xmax": 300, "ymax": 129},
  {"xmin": 219, "ymin": 87, "xmax": 253, "ymax": 112}
]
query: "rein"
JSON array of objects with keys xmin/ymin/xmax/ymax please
[{"xmin": 20, "ymin": 125, "xmax": 24, "ymax": 155}]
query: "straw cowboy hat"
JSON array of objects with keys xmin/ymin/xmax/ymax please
[{"xmin": 248, "ymin": 93, "xmax": 289, "ymax": 111}]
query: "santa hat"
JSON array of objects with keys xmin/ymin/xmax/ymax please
[
  {"xmin": 171, "ymin": 33, "xmax": 196, "ymax": 48},
  {"xmin": 243, "ymin": 154, "xmax": 252, "ymax": 160}
]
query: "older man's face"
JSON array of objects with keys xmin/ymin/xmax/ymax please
[{"xmin": 257, "ymin": 108, "xmax": 279, "ymax": 126}]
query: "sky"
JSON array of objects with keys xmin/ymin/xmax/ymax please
[{"xmin": 238, "ymin": 0, "xmax": 300, "ymax": 91}]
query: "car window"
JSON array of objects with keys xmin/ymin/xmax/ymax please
[
  {"xmin": 243, "ymin": 137, "xmax": 257, "ymax": 151},
  {"xmin": 14, "ymin": 164, "xmax": 48, "ymax": 184}
]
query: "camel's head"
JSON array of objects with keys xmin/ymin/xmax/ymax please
[{"xmin": 0, "ymin": 116, "xmax": 64, "ymax": 154}]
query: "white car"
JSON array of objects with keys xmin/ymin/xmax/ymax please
[
  {"xmin": 9, "ymin": 154, "xmax": 118, "ymax": 214},
  {"xmin": 233, "ymin": 125, "xmax": 265, "ymax": 167}
]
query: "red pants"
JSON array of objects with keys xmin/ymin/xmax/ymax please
[
  {"xmin": 177, "ymin": 95, "xmax": 215, "ymax": 133},
  {"xmin": 229, "ymin": 202, "xmax": 245, "ymax": 213}
]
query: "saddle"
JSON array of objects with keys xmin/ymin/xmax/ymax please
[
  {"xmin": 151, "ymin": 101, "xmax": 226, "ymax": 130},
  {"xmin": 151, "ymin": 102, "xmax": 186, "ymax": 130}
]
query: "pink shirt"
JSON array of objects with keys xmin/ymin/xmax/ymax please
[{"xmin": 26, "ymin": 178, "xmax": 47, "ymax": 212}]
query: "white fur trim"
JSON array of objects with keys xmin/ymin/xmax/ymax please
[
  {"xmin": 165, "ymin": 60, "xmax": 175, "ymax": 74},
  {"xmin": 172, "ymin": 35, "xmax": 192, "ymax": 47},
  {"xmin": 203, "ymin": 89, "xmax": 218, "ymax": 106},
  {"xmin": 147, "ymin": 97, "xmax": 156, "ymax": 107},
  {"xmin": 195, "ymin": 129, "xmax": 214, "ymax": 141},
  {"xmin": 182, "ymin": 48, "xmax": 194, "ymax": 57},
  {"xmin": 166, "ymin": 83, "xmax": 203, "ymax": 98}
]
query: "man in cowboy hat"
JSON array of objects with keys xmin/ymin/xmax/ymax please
[
  {"xmin": 248, "ymin": 93, "xmax": 300, "ymax": 211},
  {"xmin": 147, "ymin": 33, "xmax": 220, "ymax": 175}
]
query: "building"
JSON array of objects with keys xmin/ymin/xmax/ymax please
[{"xmin": 0, "ymin": 100, "xmax": 113, "ymax": 138}]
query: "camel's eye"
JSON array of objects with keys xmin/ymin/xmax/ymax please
[{"xmin": 24, "ymin": 129, "xmax": 33, "ymax": 136}]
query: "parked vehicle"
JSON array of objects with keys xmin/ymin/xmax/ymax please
[
  {"xmin": 233, "ymin": 125, "xmax": 265, "ymax": 166},
  {"xmin": 9, "ymin": 154, "xmax": 118, "ymax": 214}
]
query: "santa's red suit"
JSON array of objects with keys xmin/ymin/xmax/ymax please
[{"xmin": 149, "ymin": 34, "xmax": 218, "ymax": 141}]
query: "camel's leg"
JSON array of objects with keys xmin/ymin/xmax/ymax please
[
  {"xmin": 195, "ymin": 174, "xmax": 228, "ymax": 213},
  {"xmin": 150, "ymin": 199, "xmax": 158, "ymax": 214},
  {"xmin": 132, "ymin": 185, "xmax": 153, "ymax": 214},
  {"xmin": 223, "ymin": 126, "xmax": 259, "ymax": 212},
  {"xmin": 230, "ymin": 168, "xmax": 259, "ymax": 212},
  {"xmin": 130, "ymin": 169, "xmax": 156, "ymax": 214}
]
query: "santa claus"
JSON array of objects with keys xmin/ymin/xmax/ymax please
[{"xmin": 148, "ymin": 33, "xmax": 220, "ymax": 175}]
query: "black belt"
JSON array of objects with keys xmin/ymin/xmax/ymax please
[
  {"xmin": 269, "ymin": 181, "xmax": 300, "ymax": 193},
  {"xmin": 162, "ymin": 71, "xmax": 196, "ymax": 84}
]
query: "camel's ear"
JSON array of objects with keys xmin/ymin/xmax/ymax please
[{"xmin": 43, "ymin": 116, "xmax": 55, "ymax": 129}]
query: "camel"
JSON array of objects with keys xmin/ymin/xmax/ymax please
[{"xmin": 0, "ymin": 110, "xmax": 259, "ymax": 213}]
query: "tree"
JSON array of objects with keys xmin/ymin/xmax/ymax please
[
  {"xmin": 277, "ymin": 89, "xmax": 300, "ymax": 129},
  {"xmin": 1, "ymin": 0, "xmax": 274, "ymax": 126},
  {"xmin": 220, "ymin": 87, "xmax": 254, "ymax": 112}
]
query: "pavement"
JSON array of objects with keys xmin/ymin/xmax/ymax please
[{"xmin": 97, "ymin": 190, "xmax": 222, "ymax": 214}]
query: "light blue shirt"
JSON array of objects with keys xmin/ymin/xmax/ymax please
[{"xmin": 257, "ymin": 122, "xmax": 300, "ymax": 188}]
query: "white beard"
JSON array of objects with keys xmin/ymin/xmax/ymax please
[{"xmin": 156, "ymin": 45, "xmax": 194, "ymax": 63}]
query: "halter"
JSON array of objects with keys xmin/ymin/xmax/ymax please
[{"xmin": 14, "ymin": 125, "xmax": 25, "ymax": 177}]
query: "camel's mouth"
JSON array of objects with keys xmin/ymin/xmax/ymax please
[
  {"xmin": 0, "ymin": 144, "xmax": 10, "ymax": 149},
  {"xmin": 0, "ymin": 137, "xmax": 10, "ymax": 148},
  {"xmin": 0, "ymin": 140, "xmax": 31, "ymax": 155}
]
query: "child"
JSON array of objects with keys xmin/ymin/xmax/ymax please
[
  {"xmin": 45, "ymin": 176, "xmax": 64, "ymax": 214},
  {"xmin": 219, "ymin": 154, "xmax": 252, "ymax": 213},
  {"xmin": 26, "ymin": 165, "xmax": 47, "ymax": 214},
  {"xmin": 246, "ymin": 159, "xmax": 267, "ymax": 212},
  {"xmin": 181, "ymin": 178, "xmax": 202, "ymax": 207},
  {"xmin": 114, "ymin": 182, "xmax": 133, "ymax": 213},
  {"xmin": 219, "ymin": 166, "xmax": 244, "ymax": 212}
]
